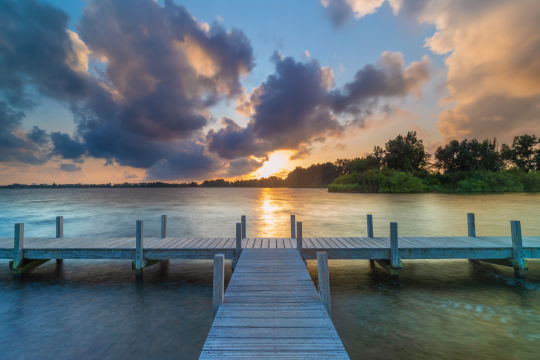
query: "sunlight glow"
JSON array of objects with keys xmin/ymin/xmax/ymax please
[{"xmin": 253, "ymin": 150, "xmax": 294, "ymax": 179}]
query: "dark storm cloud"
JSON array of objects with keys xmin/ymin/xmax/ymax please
[
  {"xmin": 0, "ymin": 0, "xmax": 254, "ymax": 179},
  {"xmin": 0, "ymin": 0, "xmax": 90, "ymax": 106},
  {"xmin": 329, "ymin": 52, "xmax": 430, "ymax": 115},
  {"xmin": 59, "ymin": 163, "xmax": 82, "ymax": 172},
  {"xmin": 77, "ymin": 0, "xmax": 253, "ymax": 141},
  {"xmin": 50, "ymin": 132, "xmax": 86, "ymax": 159},
  {"xmin": 208, "ymin": 54, "xmax": 342, "ymax": 159},
  {"xmin": 208, "ymin": 52, "xmax": 429, "ymax": 160},
  {"xmin": 0, "ymin": 102, "xmax": 49, "ymax": 164}
]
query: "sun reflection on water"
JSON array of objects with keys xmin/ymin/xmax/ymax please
[{"xmin": 257, "ymin": 188, "xmax": 284, "ymax": 237}]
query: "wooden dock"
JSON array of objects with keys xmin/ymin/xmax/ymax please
[
  {"xmin": 200, "ymin": 249, "xmax": 349, "ymax": 359},
  {"xmin": 1, "ymin": 213, "xmax": 539, "ymax": 358}
]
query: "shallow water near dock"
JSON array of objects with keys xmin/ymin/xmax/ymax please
[{"xmin": 0, "ymin": 188, "xmax": 539, "ymax": 359}]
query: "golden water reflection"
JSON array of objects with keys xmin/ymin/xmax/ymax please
[{"xmin": 256, "ymin": 188, "xmax": 286, "ymax": 237}]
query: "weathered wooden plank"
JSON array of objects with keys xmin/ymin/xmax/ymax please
[{"xmin": 200, "ymin": 248, "xmax": 349, "ymax": 359}]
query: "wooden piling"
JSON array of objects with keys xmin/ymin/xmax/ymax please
[
  {"xmin": 234, "ymin": 223, "xmax": 242, "ymax": 268},
  {"xmin": 367, "ymin": 214, "xmax": 373, "ymax": 238},
  {"xmin": 11, "ymin": 223, "xmax": 24, "ymax": 271},
  {"xmin": 161, "ymin": 215, "xmax": 167, "ymax": 239},
  {"xmin": 241, "ymin": 215, "xmax": 246, "ymax": 239},
  {"xmin": 511, "ymin": 220, "xmax": 527, "ymax": 278},
  {"xmin": 56, "ymin": 216, "xmax": 63, "ymax": 238},
  {"xmin": 367, "ymin": 215, "xmax": 375, "ymax": 268},
  {"xmin": 317, "ymin": 251, "xmax": 331, "ymax": 316},
  {"xmin": 134, "ymin": 220, "xmax": 144, "ymax": 276},
  {"xmin": 296, "ymin": 221, "xmax": 303, "ymax": 251},
  {"xmin": 467, "ymin": 213, "xmax": 476, "ymax": 237},
  {"xmin": 290, "ymin": 214, "xmax": 296, "ymax": 238},
  {"xmin": 212, "ymin": 254, "xmax": 225, "ymax": 317},
  {"xmin": 389, "ymin": 222, "xmax": 402, "ymax": 278}
]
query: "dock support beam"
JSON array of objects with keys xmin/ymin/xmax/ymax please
[
  {"xmin": 511, "ymin": 220, "xmax": 527, "ymax": 278},
  {"xmin": 367, "ymin": 214, "xmax": 374, "ymax": 268},
  {"xmin": 9, "ymin": 223, "xmax": 48, "ymax": 275},
  {"xmin": 161, "ymin": 215, "xmax": 167, "ymax": 239},
  {"xmin": 233, "ymin": 223, "xmax": 242, "ymax": 269},
  {"xmin": 375, "ymin": 222, "xmax": 402, "ymax": 279},
  {"xmin": 213, "ymin": 254, "xmax": 224, "ymax": 317},
  {"xmin": 290, "ymin": 214, "xmax": 296, "ymax": 239},
  {"xmin": 317, "ymin": 251, "xmax": 331, "ymax": 316},
  {"xmin": 241, "ymin": 215, "xmax": 246, "ymax": 239}
]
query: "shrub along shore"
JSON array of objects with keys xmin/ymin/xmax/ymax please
[{"xmin": 328, "ymin": 132, "xmax": 539, "ymax": 193}]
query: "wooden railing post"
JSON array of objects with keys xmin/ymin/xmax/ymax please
[
  {"xmin": 241, "ymin": 215, "xmax": 246, "ymax": 239},
  {"xmin": 161, "ymin": 215, "xmax": 167, "ymax": 239},
  {"xmin": 234, "ymin": 223, "xmax": 242, "ymax": 268},
  {"xmin": 56, "ymin": 216, "xmax": 63, "ymax": 238},
  {"xmin": 317, "ymin": 251, "xmax": 331, "ymax": 316},
  {"xmin": 367, "ymin": 214, "xmax": 375, "ymax": 267},
  {"xmin": 389, "ymin": 222, "xmax": 401, "ymax": 278},
  {"xmin": 467, "ymin": 213, "xmax": 476, "ymax": 237},
  {"xmin": 367, "ymin": 214, "xmax": 373, "ymax": 238},
  {"xmin": 213, "ymin": 254, "xmax": 225, "ymax": 317},
  {"xmin": 296, "ymin": 221, "xmax": 303, "ymax": 251},
  {"xmin": 511, "ymin": 220, "xmax": 527, "ymax": 278},
  {"xmin": 290, "ymin": 214, "xmax": 296, "ymax": 239},
  {"xmin": 10, "ymin": 223, "xmax": 24, "ymax": 271},
  {"xmin": 134, "ymin": 220, "xmax": 144, "ymax": 276}
]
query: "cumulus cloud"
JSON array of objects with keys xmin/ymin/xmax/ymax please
[
  {"xmin": 208, "ymin": 51, "xmax": 429, "ymax": 160},
  {"xmin": 0, "ymin": 0, "xmax": 254, "ymax": 179},
  {"xmin": 322, "ymin": 0, "xmax": 540, "ymax": 141},
  {"xmin": 321, "ymin": 0, "xmax": 402, "ymax": 26}
]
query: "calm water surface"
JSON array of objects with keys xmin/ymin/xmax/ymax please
[{"xmin": 0, "ymin": 188, "xmax": 539, "ymax": 359}]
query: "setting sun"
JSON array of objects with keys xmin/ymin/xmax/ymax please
[{"xmin": 252, "ymin": 150, "xmax": 294, "ymax": 179}]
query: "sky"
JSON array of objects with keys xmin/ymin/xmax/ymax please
[{"xmin": 0, "ymin": 0, "xmax": 538, "ymax": 184}]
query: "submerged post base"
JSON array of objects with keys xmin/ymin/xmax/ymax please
[
  {"xmin": 374, "ymin": 259, "xmax": 402, "ymax": 279},
  {"xmin": 131, "ymin": 259, "xmax": 163, "ymax": 278},
  {"xmin": 472, "ymin": 259, "xmax": 528, "ymax": 278},
  {"xmin": 9, "ymin": 258, "xmax": 50, "ymax": 275}
]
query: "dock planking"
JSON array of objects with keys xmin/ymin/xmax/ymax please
[
  {"xmin": 200, "ymin": 248, "xmax": 349, "ymax": 359},
  {"xmin": 1, "ymin": 235, "xmax": 540, "ymax": 260}
]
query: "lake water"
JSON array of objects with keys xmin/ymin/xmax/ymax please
[{"xmin": 0, "ymin": 188, "xmax": 539, "ymax": 359}]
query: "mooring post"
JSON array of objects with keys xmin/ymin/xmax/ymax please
[
  {"xmin": 134, "ymin": 220, "xmax": 144, "ymax": 277},
  {"xmin": 317, "ymin": 251, "xmax": 331, "ymax": 316},
  {"xmin": 233, "ymin": 223, "xmax": 242, "ymax": 269},
  {"xmin": 389, "ymin": 222, "xmax": 401, "ymax": 278},
  {"xmin": 467, "ymin": 213, "xmax": 476, "ymax": 237},
  {"xmin": 367, "ymin": 214, "xmax": 374, "ymax": 268},
  {"xmin": 511, "ymin": 220, "xmax": 527, "ymax": 278},
  {"xmin": 213, "ymin": 254, "xmax": 225, "ymax": 317},
  {"xmin": 55, "ymin": 216, "xmax": 64, "ymax": 265},
  {"xmin": 241, "ymin": 215, "xmax": 246, "ymax": 239},
  {"xmin": 290, "ymin": 214, "xmax": 296, "ymax": 239},
  {"xmin": 10, "ymin": 223, "xmax": 24, "ymax": 272},
  {"xmin": 367, "ymin": 214, "xmax": 374, "ymax": 238},
  {"xmin": 56, "ymin": 216, "xmax": 63, "ymax": 238},
  {"xmin": 161, "ymin": 215, "xmax": 167, "ymax": 239},
  {"xmin": 296, "ymin": 221, "xmax": 303, "ymax": 251}
]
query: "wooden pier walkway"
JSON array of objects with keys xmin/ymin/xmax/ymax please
[{"xmin": 199, "ymin": 248, "xmax": 349, "ymax": 359}]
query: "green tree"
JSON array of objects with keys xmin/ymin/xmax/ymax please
[
  {"xmin": 381, "ymin": 131, "xmax": 429, "ymax": 172},
  {"xmin": 501, "ymin": 134, "xmax": 539, "ymax": 171},
  {"xmin": 434, "ymin": 138, "xmax": 503, "ymax": 173}
]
